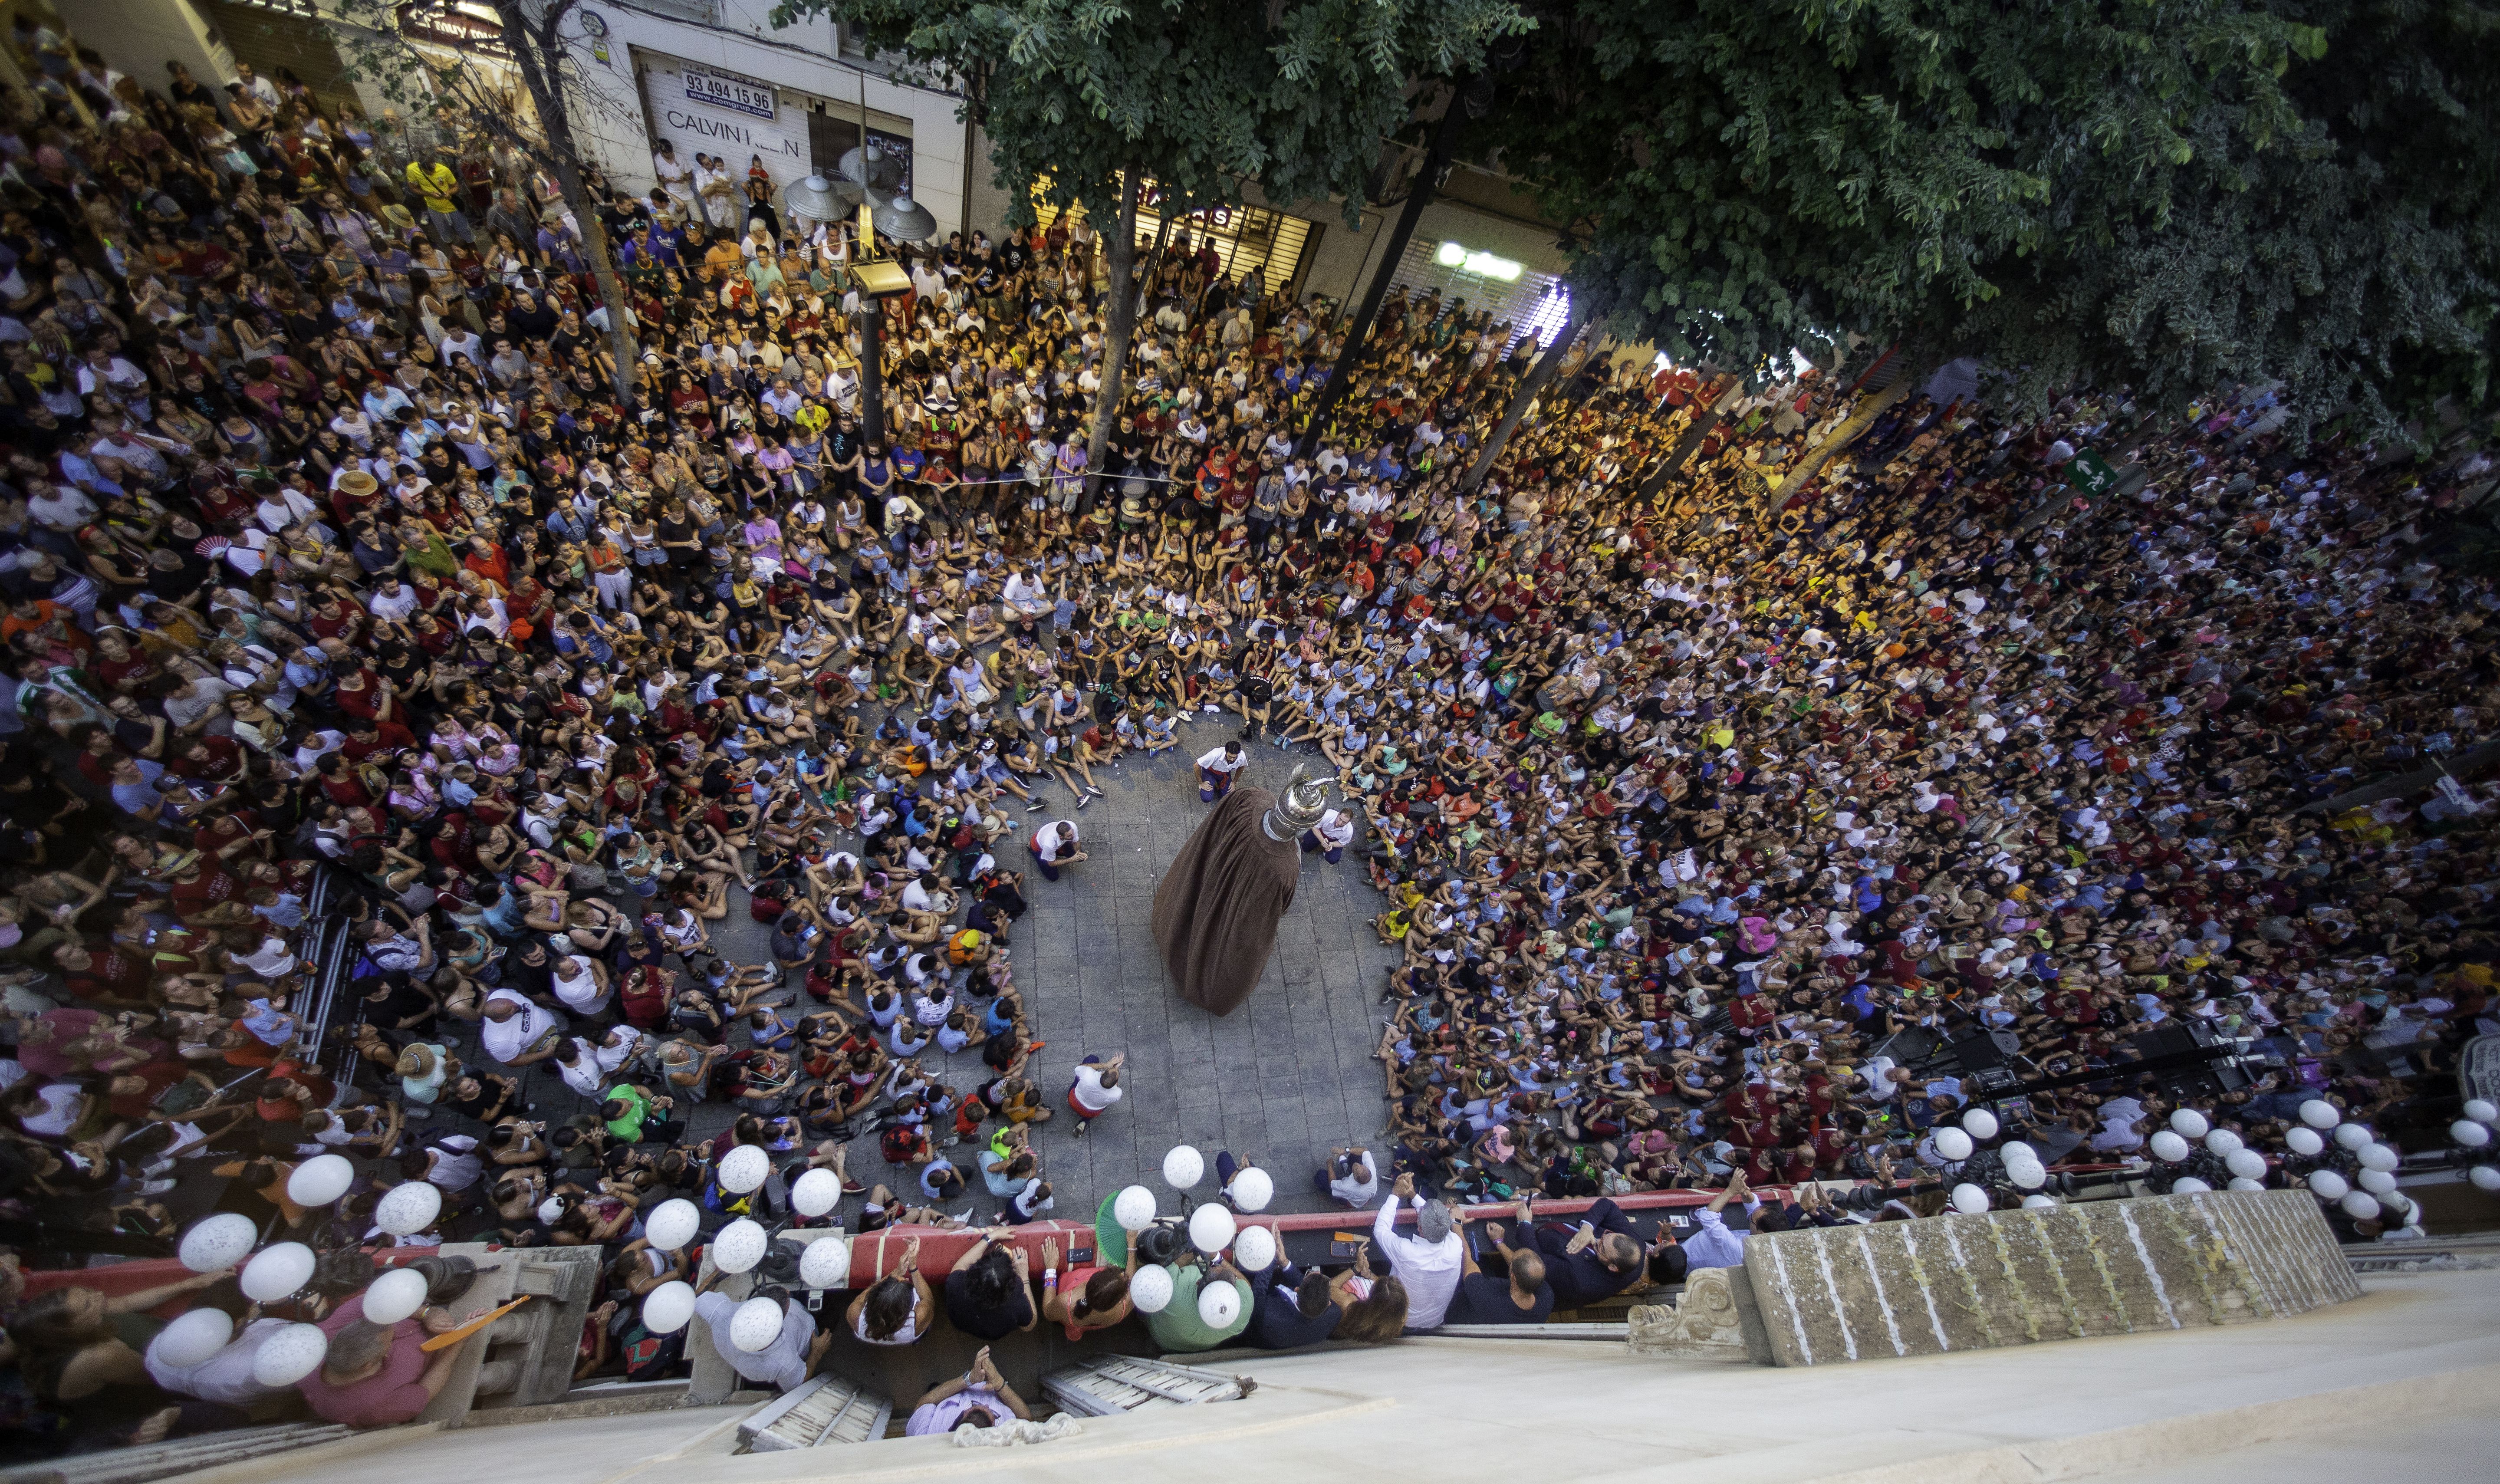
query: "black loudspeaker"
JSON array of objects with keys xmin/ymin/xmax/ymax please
[
  {"xmin": 1947, "ymin": 1029, "xmax": 2023, "ymax": 1073},
  {"xmin": 2127, "ymin": 1022, "xmax": 2264, "ymax": 1096}
]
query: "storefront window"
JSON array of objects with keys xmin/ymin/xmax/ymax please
[{"xmin": 1030, "ymin": 178, "xmax": 1313, "ymax": 294}]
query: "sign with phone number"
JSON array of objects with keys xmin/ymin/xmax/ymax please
[{"xmin": 682, "ymin": 63, "xmax": 776, "ymax": 122}]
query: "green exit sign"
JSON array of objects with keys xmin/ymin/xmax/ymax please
[{"xmin": 2067, "ymin": 448, "xmax": 2119, "ymax": 497}]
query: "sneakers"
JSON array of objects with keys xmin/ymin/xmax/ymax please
[
  {"xmin": 1076, "ymin": 793, "xmax": 1091, "ymax": 809},
  {"xmin": 1024, "ymin": 797, "xmax": 1047, "ymax": 812},
  {"xmin": 1087, "ymin": 784, "xmax": 1104, "ymax": 796},
  {"xmin": 1070, "ymin": 1118, "xmax": 1089, "ymax": 1139}
]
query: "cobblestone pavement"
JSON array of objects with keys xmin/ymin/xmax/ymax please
[{"xmin": 645, "ymin": 711, "xmax": 1405, "ymax": 1224}]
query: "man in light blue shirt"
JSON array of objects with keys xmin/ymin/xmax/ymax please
[{"xmin": 1680, "ymin": 1171, "xmax": 1760, "ymax": 1272}]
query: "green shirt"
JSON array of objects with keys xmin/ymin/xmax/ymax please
[
  {"xmin": 1139, "ymin": 1265, "xmax": 1252, "ymax": 1353},
  {"xmin": 603, "ymin": 1083, "xmax": 654, "ymax": 1141}
]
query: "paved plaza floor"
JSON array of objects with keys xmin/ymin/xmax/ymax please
[{"xmin": 469, "ymin": 711, "xmax": 1405, "ymax": 1225}]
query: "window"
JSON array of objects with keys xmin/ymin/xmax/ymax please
[
  {"xmin": 1391, "ymin": 235, "xmax": 1569, "ymax": 351},
  {"xmin": 1029, "ymin": 178, "xmax": 1314, "ymax": 295}
]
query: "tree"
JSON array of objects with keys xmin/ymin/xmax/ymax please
[
  {"xmin": 331, "ymin": 0, "xmax": 644, "ymax": 409},
  {"xmin": 771, "ymin": 0, "xmax": 1530, "ymax": 491},
  {"xmin": 1473, "ymin": 0, "xmax": 2500, "ymax": 444}
]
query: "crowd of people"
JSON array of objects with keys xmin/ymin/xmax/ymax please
[{"xmin": 3, "ymin": 20, "xmax": 2497, "ymax": 1458}]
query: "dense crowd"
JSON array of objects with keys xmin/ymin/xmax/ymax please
[{"xmin": 3, "ymin": 23, "xmax": 2498, "ymax": 1458}]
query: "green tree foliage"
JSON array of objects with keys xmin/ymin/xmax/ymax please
[
  {"xmin": 1485, "ymin": 0, "xmax": 2498, "ymax": 438},
  {"xmin": 772, "ymin": 0, "xmax": 1530, "ymax": 226}
]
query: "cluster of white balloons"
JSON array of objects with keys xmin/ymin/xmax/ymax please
[
  {"xmin": 1109, "ymin": 1147, "xmax": 1284, "ymax": 1327},
  {"xmin": 2141, "ymin": 1108, "xmax": 2275, "ymax": 1194},
  {"xmin": 2291, "ymin": 1099, "xmax": 2417, "ymax": 1221},
  {"xmin": 2459, "ymin": 1099, "xmax": 2500, "ymax": 1193}
]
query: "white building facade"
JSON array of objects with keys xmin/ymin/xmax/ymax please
[{"xmin": 557, "ymin": 0, "xmax": 972, "ymax": 240}]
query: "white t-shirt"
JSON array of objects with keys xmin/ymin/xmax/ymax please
[
  {"xmin": 1032, "ymin": 823, "xmax": 1078, "ymax": 862},
  {"xmin": 1195, "ymin": 746, "xmax": 1247, "ymax": 775},
  {"xmin": 1071, "ymin": 1062, "xmax": 1123, "ymax": 1113}
]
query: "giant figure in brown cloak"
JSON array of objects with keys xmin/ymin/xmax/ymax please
[{"xmin": 1152, "ymin": 765, "xmax": 1333, "ymax": 1015}]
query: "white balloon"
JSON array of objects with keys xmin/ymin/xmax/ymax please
[
  {"xmin": 2285, "ymin": 1127, "xmax": 2326, "ymax": 1158},
  {"xmin": 799, "ymin": 1234, "xmax": 851, "ymax": 1290},
  {"xmin": 1997, "ymin": 1141, "xmax": 2037, "ymax": 1167},
  {"xmin": 2227, "ymin": 1178, "xmax": 2268, "ymax": 1192},
  {"xmin": 2357, "ymin": 1168, "xmax": 2398, "ymax": 1195},
  {"xmin": 2307, "ymin": 1169, "xmax": 2351, "ymax": 1201},
  {"xmin": 717, "ymin": 1145, "xmax": 770, "ymax": 1194},
  {"xmin": 148, "ymin": 1307, "xmax": 234, "ymax": 1369},
  {"xmin": 1962, "ymin": 1109, "xmax": 2000, "ymax": 1142},
  {"xmin": 178, "ymin": 1213, "xmax": 258, "ymax": 1273},
  {"xmin": 1161, "ymin": 1145, "xmax": 1205, "ymax": 1189},
  {"xmin": 791, "ymin": 1168, "xmax": 842, "ymax": 1217},
  {"xmin": 2453, "ymin": 1120, "xmax": 2494, "ymax": 1149},
  {"xmin": 730, "ymin": 1296, "xmax": 785, "ymax": 1352},
  {"xmin": 286, "ymin": 1154, "xmax": 356, "ymax": 1210},
  {"xmin": 1128, "ymin": 1264, "xmax": 1175, "ymax": 1314},
  {"xmin": 2333, "ymin": 1123, "xmax": 2373, "ymax": 1151},
  {"xmin": 2171, "ymin": 1177, "xmax": 2213, "ymax": 1194},
  {"xmin": 2339, "ymin": 1190, "xmax": 2382, "ymax": 1221},
  {"xmin": 2006, "ymin": 1158, "xmax": 2047, "ymax": 1190},
  {"xmin": 711, "ymin": 1217, "xmax": 769, "ymax": 1274},
  {"xmin": 362, "ymin": 1267, "xmax": 431, "ymax": 1326},
  {"xmin": 642, "ymin": 1280, "xmax": 697, "ymax": 1333},
  {"xmin": 2464, "ymin": 1099, "xmax": 2499, "ymax": 1125},
  {"xmin": 645, "ymin": 1198, "xmax": 701, "ymax": 1252},
  {"xmin": 241, "ymin": 1242, "xmax": 317, "ymax": 1303},
  {"xmin": 1228, "ymin": 1168, "xmax": 1275, "ymax": 1213},
  {"xmin": 2359, "ymin": 1143, "xmax": 2402, "ymax": 1171},
  {"xmin": 1950, "ymin": 1183, "xmax": 1991, "ymax": 1215},
  {"xmin": 2204, "ymin": 1129, "xmax": 2245, "ymax": 1157},
  {"xmin": 2299, "ymin": 1100, "xmax": 2342, "ymax": 1129},
  {"xmin": 1113, "ymin": 1185, "xmax": 1158, "ymax": 1232},
  {"xmin": 1932, "ymin": 1127, "xmax": 1974, "ymax": 1162},
  {"xmin": 536, "ymin": 1197, "xmax": 566, "ymax": 1225},
  {"xmin": 2468, "ymin": 1165, "xmax": 2500, "ymax": 1193},
  {"xmin": 375, "ymin": 1181, "xmax": 443, "ymax": 1237},
  {"xmin": 1188, "ymin": 1203, "xmax": 1237, "ymax": 1253},
  {"xmin": 249, "ymin": 1323, "xmax": 329, "ymax": 1387},
  {"xmin": 1232, "ymin": 1225, "xmax": 1279, "ymax": 1272},
  {"xmin": 1195, "ymin": 1279, "xmax": 1241, "ymax": 1329},
  {"xmin": 2148, "ymin": 1131, "xmax": 2191, "ymax": 1163},
  {"xmin": 2169, "ymin": 1109, "xmax": 2211, "ymax": 1139},
  {"xmin": 2020, "ymin": 1194, "xmax": 2058, "ymax": 1210},
  {"xmin": 2224, "ymin": 1148, "xmax": 2268, "ymax": 1181}
]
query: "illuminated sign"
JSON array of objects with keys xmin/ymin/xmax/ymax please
[{"xmin": 1435, "ymin": 240, "xmax": 1521, "ymax": 281}]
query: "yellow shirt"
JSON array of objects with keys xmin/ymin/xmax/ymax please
[{"xmin": 406, "ymin": 162, "xmax": 460, "ymax": 214}]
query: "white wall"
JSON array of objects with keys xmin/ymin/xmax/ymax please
[
  {"xmin": 76, "ymin": 0, "xmax": 236, "ymax": 95},
  {"xmin": 560, "ymin": 0, "xmax": 968, "ymax": 238}
]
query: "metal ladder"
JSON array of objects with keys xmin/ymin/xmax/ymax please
[
  {"xmin": 1039, "ymin": 1355, "xmax": 1250, "ymax": 1417},
  {"xmin": 736, "ymin": 1372, "xmax": 893, "ymax": 1451}
]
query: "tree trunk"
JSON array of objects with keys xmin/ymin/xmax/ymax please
[
  {"xmin": 505, "ymin": 4, "xmax": 638, "ymax": 408},
  {"xmin": 1292, "ymin": 88, "xmax": 1468, "ymax": 462},
  {"xmin": 1641, "ymin": 381, "xmax": 1746, "ymax": 496},
  {"xmin": 1083, "ymin": 173, "xmax": 1142, "ymax": 505},
  {"xmin": 1759, "ymin": 375, "xmax": 1912, "ymax": 521},
  {"xmin": 1461, "ymin": 295, "xmax": 1589, "ymax": 492}
]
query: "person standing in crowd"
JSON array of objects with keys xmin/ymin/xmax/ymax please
[{"xmin": 1371, "ymin": 1173, "xmax": 1463, "ymax": 1331}]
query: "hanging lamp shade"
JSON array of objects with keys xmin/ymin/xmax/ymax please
[
  {"xmin": 786, "ymin": 171, "xmax": 863, "ymax": 224},
  {"xmin": 835, "ymin": 142, "xmax": 906, "ymax": 194},
  {"xmin": 870, "ymin": 193, "xmax": 937, "ymax": 243}
]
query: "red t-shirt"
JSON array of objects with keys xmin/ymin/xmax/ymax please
[{"xmin": 298, "ymin": 1294, "xmax": 435, "ymax": 1427}]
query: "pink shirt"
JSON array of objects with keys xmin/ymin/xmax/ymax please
[{"xmin": 296, "ymin": 1294, "xmax": 433, "ymax": 1427}]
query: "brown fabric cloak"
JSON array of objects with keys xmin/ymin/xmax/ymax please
[{"xmin": 1151, "ymin": 786, "xmax": 1301, "ymax": 1016}]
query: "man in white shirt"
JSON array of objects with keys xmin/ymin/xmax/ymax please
[
  {"xmin": 1371, "ymin": 1174, "xmax": 1463, "ymax": 1329},
  {"xmin": 367, "ymin": 575, "xmax": 418, "ymax": 622},
  {"xmin": 1322, "ymin": 1146, "xmax": 1380, "ymax": 1206},
  {"xmin": 1195, "ymin": 740, "xmax": 1246, "ymax": 803},
  {"xmin": 1302, "ymin": 807, "xmax": 1356, "ymax": 864},
  {"xmin": 691, "ymin": 1278, "xmax": 825, "ymax": 1392},
  {"xmin": 1027, "ymin": 820, "xmax": 1084, "ymax": 881},
  {"xmin": 1067, "ymin": 1052, "xmax": 1125, "ymax": 1139},
  {"xmin": 1678, "ymin": 1172, "xmax": 1758, "ymax": 1271}
]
